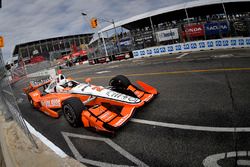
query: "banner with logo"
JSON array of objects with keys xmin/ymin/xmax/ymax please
[
  {"xmin": 183, "ymin": 24, "xmax": 204, "ymax": 37},
  {"xmin": 120, "ymin": 38, "xmax": 132, "ymax": 46},
  {"xmin": 231, "ymin": 21, "xmax": 249, "ymax": 36},
  {"xmin": 205, "ymin": 22, "xmax": 229, "ymax": 35},
  {"xmin": 132, "ymin": 37, "xmax": 250, "ymax": 58},
  {"xmin": 156, "ymin": 28, "xmax": 179, "ymax": 42}
]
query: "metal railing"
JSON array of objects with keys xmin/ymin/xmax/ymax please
[{"xmin": 0, "ymin": 48, "xmax": 38, "ymax": 149}]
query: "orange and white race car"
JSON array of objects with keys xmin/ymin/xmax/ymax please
[{"xmin": 23, "ymin": 73, "xmax": 158, "ymax": 134}]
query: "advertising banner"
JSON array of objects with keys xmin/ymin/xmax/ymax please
[
  {"xmin": 132, "ymin": 37, "xmax": 250, "ymax": 58},
  {"xmin": 232, "ymin": 21, "xmax": 249, "ymax": 36},
  {"xmin": 120, "ymin": 38, "xmax": 132, "ymax": 46},
  {"xmin": 156, "ymin": 28, "xmax": 179, "ymax": 42},
  {"xmin": 205, "ymin": 22, "xmax": 229, "ymax": 35},
  {"xmin": 183, "ymin": 24, "xmax": 204, "ymax": 37}
]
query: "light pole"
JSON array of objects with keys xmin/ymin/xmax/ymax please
[
  {"xmin": 96, "ymin": 17, "xmax": 121, "ymax": 53},
  {"xmin": 81, "ymin": 13, "xmax": 109, "ymax": 61}
]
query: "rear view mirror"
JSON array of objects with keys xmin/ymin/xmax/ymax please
[{"xmin": 85, "ymin": 78, "xmax": 92, "ymax": 84}]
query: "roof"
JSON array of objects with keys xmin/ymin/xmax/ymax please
[
  {"xmin": 99, "ymin": 0, "xmax": 250, "ymax": 33},
  {"xmin": 13, "ymin": 33, "xmax": 94, "ymax": 55}
]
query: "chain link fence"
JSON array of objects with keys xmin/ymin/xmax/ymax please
[{"xmin": 0, "ymin": 48, "xmax": 38, "ymax": 149}]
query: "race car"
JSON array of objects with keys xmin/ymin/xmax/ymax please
[{"xmin": 23, "ymin": 73, "xmax": 158, "ymax": 134}]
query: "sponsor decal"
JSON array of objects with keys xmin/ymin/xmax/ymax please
[
  {"xmin": 134, "ymin": 35, "xmax": 153, "ymax": 43},
  {"xmin": 175, "ymin": 45, "xmax": 182, "ymax": 51},
  {"xmin": 160, "ymin": 47, "xmax": 166, "ymax": 53},
  {"xmin": 133, "ymin": 51, "xmax": 139, "ymax": 57},
  {"xmin": 233, "ymin": 22, "xmax": 247, "ymax": 32},
  {"xmin": 183, "ymin": 44, "xmax": 190, "ymax": 50},
  {"xmin": 215, "ymin": 40, "xmax": 222, "ymax": 47},
  {"xmin": 231, "ymin": 40, "xmax": 237, "ymax": 46},
  {"xmin": 191, "ymin": 43, "xmax": 197, "ymax": 49},
  {"xmin": 223, "ymin": 40, "xmax": 229, "ymax": 46},
  {"xmin": 106, "ymin": 90, "xmax": 139, "ymax": 103},
  {"xmin": 147, "ymin": 49, "xmax": 152, "ymax": 55},
  {"xmin": 168, "ymin": 46, "xmax": 174, "ymax": 52},
  {"xmin": 41, "ymin": 99, "xmax": 60, "ymax": 107},
  {"xmin": 140, "ymin": 50, "xmax": 145, "ymax": 56},
  {"xmin": 120, "ymin": 38, "xmax": 132, "ymax": 46},
  {"xmin": 239, "ymin": 39, "xmax": 244, "ymax": 45},
  {"xmin": 199, "ymin": 42, "xmax": 206, "ymax": 48},
  {"xmin": 183, "ymin": 24, "xmax": 204, "ymax": 37},
  {"xmin": 154, "ymin": 48, "xmax": 159, "ymax": 54},
  {"xmin": 246, "ymin": 39, "xmax": 250, "ymax": 45},
  {"xmin": 30, "ymin": 77, "xmax": 51, "ymax": 87},
  {"xmin": 207, "ymin": 41, "xmax": 214, "ymax": 48},
  {"xmin": 205, "ymin": 22, "xmax": 229, "ymax": 35},
  {"xmin": 156, "ymin": 28, "xmax": 179, "ymax": 42}
]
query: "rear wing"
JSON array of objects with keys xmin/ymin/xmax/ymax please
[{"xmin": 23, "ymin": 77, "xmax": 52, "ymax": 93}]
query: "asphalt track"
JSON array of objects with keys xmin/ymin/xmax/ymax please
[{"xmin": 10, "ymin": 49, "xmax": 250, "ymax": 167}]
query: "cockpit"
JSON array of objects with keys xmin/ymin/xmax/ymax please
[{"xmin": 44, "ymin": 74, "xmax": 80, "ymax": 93}]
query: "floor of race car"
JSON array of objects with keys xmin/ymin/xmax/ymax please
[{"xmin": 11, "ymin": 49, "xmax": 250, "ymax": 167}]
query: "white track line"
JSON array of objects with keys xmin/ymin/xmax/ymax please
[
  {"xmin": 176, "ymin": 53, "xmax": 189, "ymax": 59},
  {"xmin": 237, "ymin": 160, "xmax": 250, "ymax": 166},
  {"xmin": 96, "ymin": 71, "xmax": 111, "ymax": 74},
  {"xmin": 2, "ymin": 90, "xmax": 14, "ymax": 96},
  {"xmin": 203, "ymin": 151, "xmax": 249, "ymax": 167},
  {"xmin": 213, "ymin": 54, "xmax": 234, "ymax": 58},
  {"xmin": 25, "ymin": 120, "xmax": 67, "ymax": 158},
  {"xmin": 4, "ymin": 97, "xmax": 67, "ymax": 158},
  {"xmin": 62, "ymin": 132, "xmax": 149, "ymax": 167},
  {"xmin": 130, "ymin": 118, "xmax": 250, "ymax": 132}
]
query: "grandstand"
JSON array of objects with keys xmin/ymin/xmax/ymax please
[
  {"xmin": 88, "ymin": 0, "xmax": 250, "ymax": 62},
  {"xmin": 12, "ymin": 33, "xmax": 93, "ymax": 64}
]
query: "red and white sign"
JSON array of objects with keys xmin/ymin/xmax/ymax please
[{"xmin": 183, "ymin": 24, "xmax": 204, "ymax": 37}]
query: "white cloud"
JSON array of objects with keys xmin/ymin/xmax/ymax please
[{"xmin": 0, "ymin": 0, "xmax": 189, "ymax": 63}]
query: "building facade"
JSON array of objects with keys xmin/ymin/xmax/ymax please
[
  {"xmin": 13, "ymin": 33, "xmax": 93, "ymax": 64},
  {"xmin": 88, "ymin": 0, "xmax": 250, "ymax": 62}
]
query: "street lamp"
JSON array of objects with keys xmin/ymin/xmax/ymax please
[
  {"xmin": 96, "ymin": 18, "xmax": 120, "ymax": 53},
  {"xmin": 81, "ymin": 12, "xmax": 87, "ymax": 16},
  {"xmin": 81, "ymin": 13, "xmax": 109, "ymax": 60}
]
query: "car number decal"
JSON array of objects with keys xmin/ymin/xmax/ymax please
[{"xmin": 41, "ymin": 99, "xmax": 60, "ymax": 107}]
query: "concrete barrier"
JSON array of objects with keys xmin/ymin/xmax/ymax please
[
  {"xmin": 132, "ymin": 37, "xmax": 250, "ymax": 58},
  {"xmin": 0, "ymin": 113, "xmax": 86, "ymax": 167}
]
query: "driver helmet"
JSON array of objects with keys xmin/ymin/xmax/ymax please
[
  {"xmin": 58, "ymin": 74, "xmax": 67, "ymax": 85},
  {"xmin": 68, "ymin": 82, "xmax": 73, "ymax": 87}
]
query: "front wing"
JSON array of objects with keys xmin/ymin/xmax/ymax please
[{"xmin": 82, "ymin": 105, "xmax": 135, "ymax": 133}]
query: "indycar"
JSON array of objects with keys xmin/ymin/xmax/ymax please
[{"xmin": 23, "ymin": 73, "xmax": 158, "ymax": 134}]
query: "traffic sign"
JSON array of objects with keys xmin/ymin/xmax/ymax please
[{"xmin": 0, "ymin": 36, "xmax": 4, "ymax": 48}]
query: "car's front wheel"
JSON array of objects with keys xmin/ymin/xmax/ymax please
[{"xmin": 62, "ymin": 97, "xmax": 85, "ymax": 127}]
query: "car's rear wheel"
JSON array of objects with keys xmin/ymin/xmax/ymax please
[
  {"xmin": 109, "ymin": 75, "xmax": 136, "ymax": 96},
  {"xmin": 62, "ymin": 97, "xmax": 86, "ymax": 127},
  {"xmin": 109, "ymin": 75, "xmax": 131, "ymax": 89},
  {"xmin": 28, "ymin": 95, "xmax": 37, "ymax": 108}
]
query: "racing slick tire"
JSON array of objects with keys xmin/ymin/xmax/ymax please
[
  {"xmin": 62, "ymin": 97, "xmax": 85, "ymax": 127},
  {"xmin": 28, "ymin": 95, "xmax": 38, "ymax": 108},
  {"xmin": 28, "ymin": 95, "xmax": 33, "ymax": 106},
  {"xmin": 109, "ymin": 75, "xmax": 131, "ymax": 89}
]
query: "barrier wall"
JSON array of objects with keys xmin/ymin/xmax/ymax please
[{"xmin": 132, "ymin": 37, "xmax": 250, "ymax": 58}]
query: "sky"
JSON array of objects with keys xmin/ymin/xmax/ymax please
[{"xmin": 0, "ymin": 0, "xmax": 190, "ymax": 63}]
